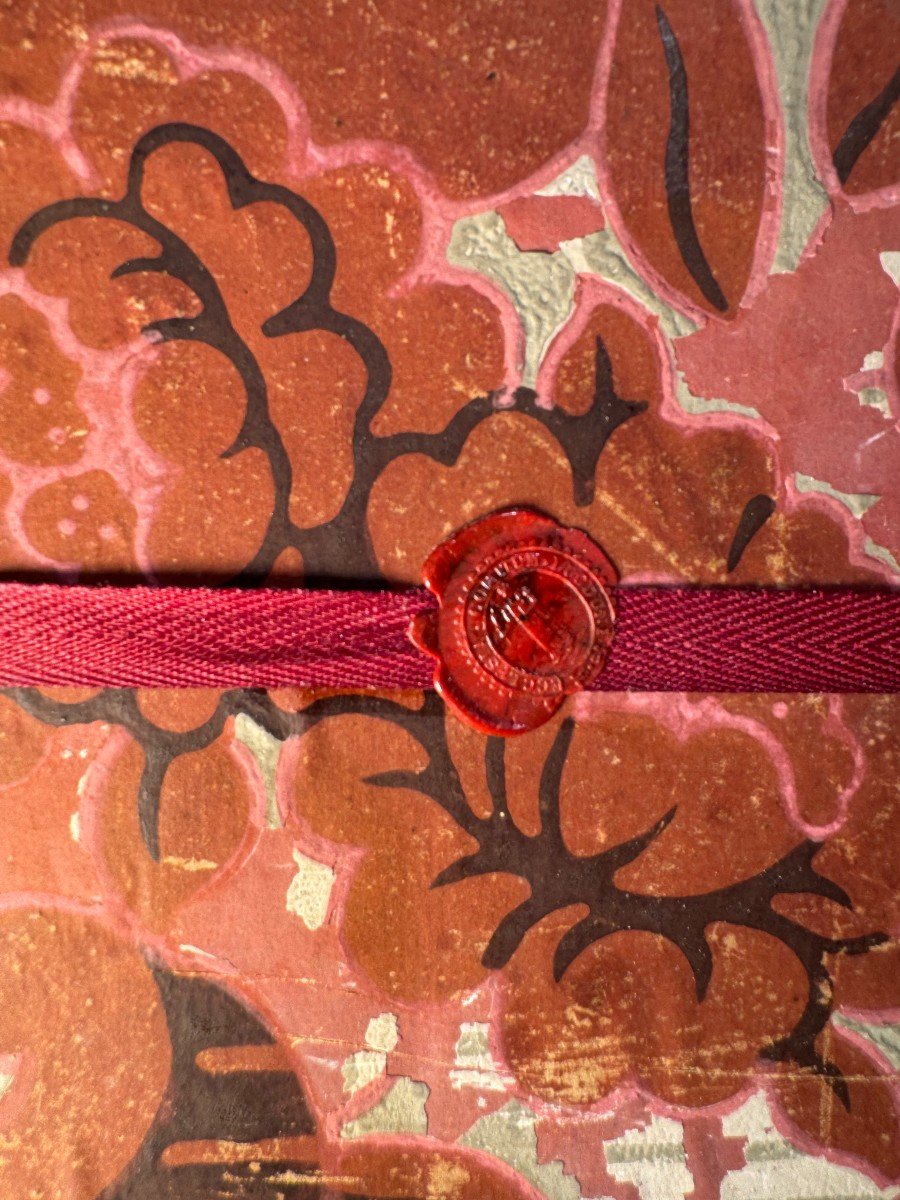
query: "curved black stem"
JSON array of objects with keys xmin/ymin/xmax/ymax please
[
  {"xmin": 655, "ymin": 6, "xmax": 728, "ymax": 313},
  {"xmin": 10, "ymin": 123, "xmax": 649, "ymax": 584},
  {"xmin": 5, "ymin": 686, "xmax": 888, "ymax": 1107},
  {"xmin": 833, "ymin": 65, "xmax": 900, "ymax": 186}
]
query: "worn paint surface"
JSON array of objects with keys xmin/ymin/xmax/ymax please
[{"xmin": 0, "ymin": 1, "xmax": 897, "ymax": 1196}]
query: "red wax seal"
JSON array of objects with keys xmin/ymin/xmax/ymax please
[{"xmin": 410, "ymin": 508, "xmax": 617, "ymax": 735}]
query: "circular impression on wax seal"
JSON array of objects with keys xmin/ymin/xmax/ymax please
[{"xmin": 409, "ymin": 507, "xmax": 617, "ymax": 735}]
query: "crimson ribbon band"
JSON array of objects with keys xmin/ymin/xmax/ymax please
[{"xmin": 0, "ymin": 583, "xmax": 897, "ymax": 693}]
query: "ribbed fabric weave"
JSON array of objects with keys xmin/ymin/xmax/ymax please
[{"xmin": 0, "ymin": 583, "xmax": 897, "ymax": 693}]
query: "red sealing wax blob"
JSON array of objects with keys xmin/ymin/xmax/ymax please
[{"xmin": 410, "ymin": 507, "xmax": 617, "ymax": 735}]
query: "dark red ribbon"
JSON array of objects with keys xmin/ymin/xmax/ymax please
[{"xmin": 0, "ymin": 583, "xmax": 897, "ymax": 693}]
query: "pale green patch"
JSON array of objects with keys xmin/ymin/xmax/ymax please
[
  {"xmin": 864, "ymin": 537, "xmax": 900, "ymax": 576},
  {"xmin": 0, "ymin": 1073, "xmax": 13, "ymax": 1103},
  {"xmin": 567, "ymin": 227, "xmax": 761, "ymax": 420},
  {"xmin": 448, "ymin": 211, "xmax": 575, "ymax": 388},
  {"xmin": 674, "ymin": 367, "xmax": 761, "ymax": 419},
  {"xmin": 603, "ymin": 1114, "xmax": 694, "ymax": 1200},
  {"xmin": 542, "ymin": 155, "xmax": 696, "ymax": 340},
  {"xmin": 450, "ymin": 1021, "xmax": 507, "ymax": 1092},
  {"xmin": 341, "ymin": 1013, "xmax": 399, "ymax": 1094},
  {"xmin": 848, "ymin": 351, "xmax": 892, "ymax": 417},
  {"xmin": 722, "ymin": 1090, "xmax": 900, "ymax": 1198},
  {"xmin": 794, "ymin": 473, "xmax": 880, "ymax": 518},
  {"xmin": 561, "ymin": 230, "xmax": 697, "ymax": 340},
  {"xmin": 535, "ymin": 154, "xmax": 600, "ymax": 199},
  {"xmin": 364, "ymin": 1012, "xmax": 399, "ymax": 1054},
  {"xmin": 834, "ymin": 1013, "xmax": 900, "ymax": 1070},
  {"xmin": 447, "ymin": 155, "xmax": 696, "ymax": 392},
  {"xmin": 341, "ymin": 1077, "xmax": 429, "ymax": 1139},
  {"xmin": 460, "ymin": 1100, "xmax": 582, "ymax": 1200},
  {"xmin": 752, "ymin": 0, "xmax": 831, "ymax": 273},
  {"xmin": 342, "ymin": 1049, "xmax": 386, "ymax": 1095},
  {"xmin": 286, "ymin": 848, "xmax": 335, "ymax": 930},
  {"xmin": 234, "ymin": 712, "xmax": 282, "ymax": 828},
  {"xmin": 880, "ymin": 252, "xmax": 900, "ymax": 287},
  {"xmin": 854, "ymin": 385, "xmax": 892, "ymax": 416}
]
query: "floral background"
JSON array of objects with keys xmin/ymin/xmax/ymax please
[{"xmin": 0, "ymin": 0, "xmax": 897, "ymax": 1196}]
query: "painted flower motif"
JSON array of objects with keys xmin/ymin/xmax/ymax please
[
  {"xmin": 0, "ymin": 3, "xmax": 897, "ymax": 1197},
  {"xmin": 0, "ymin": 686, "xmax": 255, "ymax": 928},
  {"xmin": 675, "ymin": 202, "xmax": 900, "ymax": 574},
  {"xmin": 0, "ymin": 3, "xmax": 894, "ymax": 587},
  {"xmin": 369, "ymin": 295, "xmax": 885, "ymax": 587},
  {"xmin": 0, "ymin": 891, "xmax": 526, "ymax": 1200},
  {"xmin": 290, "ymin": 691, "xmax": 900, "ymax": 1182},
  {"xmin": 0, "ymin": 30, "xmax": 508, "ymax": 582}
]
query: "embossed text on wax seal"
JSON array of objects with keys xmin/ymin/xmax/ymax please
[{"xmin": 410, "ymin": 507, "xmax": 617, "ymax": 735}]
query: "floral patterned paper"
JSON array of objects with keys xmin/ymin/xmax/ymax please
[{"xmin": 0, "ymin": 1, "xmax": 897, "ymax": 1197}]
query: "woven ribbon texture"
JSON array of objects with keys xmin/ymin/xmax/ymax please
[{"xmin": 0, "ymin": 583, "xmax": 897, "ymax": 693}]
